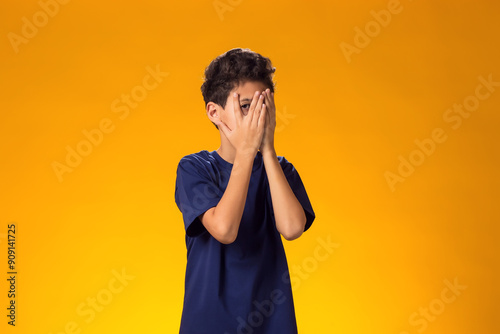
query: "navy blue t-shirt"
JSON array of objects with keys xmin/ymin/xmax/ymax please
[{"xmin": 174, "ymin": 149, "xmax": 315, "ymax": 334}]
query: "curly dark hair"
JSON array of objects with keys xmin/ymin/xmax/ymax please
[{"xmin": 201, "ymin": 48, "xmax": 276, "ymax": 129}]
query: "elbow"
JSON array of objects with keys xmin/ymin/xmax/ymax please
[
  {"xmin": 217, "ymin": 233, "xmax": 237, "ymax": 244},
  {"xmin": 281, "ymin": 228, "xmax": 303, "ymax": 241},
  {"xmin": 213, "ymin": 224, "xmax": 238, "ymax": 244},
  {"xmin": 279, "ymin": 216, "xmax": 307, "ymax": 241},
  {"xmin": 202, "ymin": 209, "xmax": 239, "ymax": 244},
  {"xmin": 280, "ymin": 222, "xmax": 305, "ymax": 241}
]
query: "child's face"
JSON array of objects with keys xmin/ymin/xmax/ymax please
[{"xmin": 219, "ymin": 80, "xmax": 270, "ymax": 131}]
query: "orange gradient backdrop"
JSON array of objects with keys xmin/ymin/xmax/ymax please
[{"xmin": 1, "ymin": 0, "xmax": 499, "ymax": 333}]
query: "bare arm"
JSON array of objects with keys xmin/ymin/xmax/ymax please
[
  {"xmin": 262, "ymin": 148, "xmax": 306, "ymax": 241},
  {"xmin": 199, "ymin": 91, "xmax": 267, "ymax": 244},
  {"xmin": 259, "ymin": 89, "xmax": 306, "ymax": 241},
  {"xmin": 199, "ymin": 152, "xmax": 254, "ymax": 244}
]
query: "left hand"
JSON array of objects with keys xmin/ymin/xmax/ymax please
[{"xmin": 259, "ymin": 88, "xmax": 276, "ymax": 153}]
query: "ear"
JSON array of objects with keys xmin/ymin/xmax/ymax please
[{"xmin": 206, "ymin": 102, "xmax": 221, "ymax": 124}]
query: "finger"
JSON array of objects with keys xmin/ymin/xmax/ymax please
[
  {"xmin": 262, "ymin": 91, "xmax": 271, "ymax": 119},
  {"xmin": 217, "ymin": 120, "xmax": 231, "ymax": 138},
  {"xmin": 248, "ymin": 90, "xmax": 261, "ymax": 115},
  {"xmin": 265, "ymin": 89, "xmax": 276, "ymax": 111},
  {"xmin": 258, "ymin": 103, "xmax": 267, "ymax": 128},
  {"xmin": 232, "ymin": 92, "xmax": 243, "ymax": 125},
  {"xmin": 266, "ymin": 103, "xmax": 270, "ymax": 124},
  {"xmin": 263, "ymin": 90, "xmax": 271, "ymax": 109},
  {"xmin": 253, "ymin": 93, "xmax": 265, "ymax": 121},
  {"xmin": 248, "ymin": 92, "xmax": 263, "ymax": 125},
  {"xmin": 254, "ymin": 94, "xmax": 266, "ymax": 125}
]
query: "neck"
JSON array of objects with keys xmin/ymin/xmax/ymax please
[{"xmin": 216, "ymin": 130, "xmax": 237, "ymax": 164}]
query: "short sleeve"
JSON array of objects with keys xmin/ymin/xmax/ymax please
[
  {"xmin": 278, "ymin": 156, "xmax": 316, "ymax": 232},
  {"xmin": 174, "ymin": 156, "xmax": 222, "ymax": 237}
]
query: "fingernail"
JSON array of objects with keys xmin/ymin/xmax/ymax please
[{"xmin": 233, "ymin": 92, "xmax": 237, "ymax": 97}]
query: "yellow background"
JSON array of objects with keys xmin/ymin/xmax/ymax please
[{"xmin": 1, "ymin": 0, "xmax": 499, "ymax": 333}]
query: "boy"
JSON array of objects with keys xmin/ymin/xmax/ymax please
[{"xmin": 174, "ymin": 48, "xmax": 315, "ymax": 333}]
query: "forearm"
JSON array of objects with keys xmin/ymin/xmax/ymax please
[
  {"xmin": 262, "ymin": 148, "xmax": 306, "ymax": 240},
  {"xmin": 211, "ymin": 151, "xmax": 254, "ymax": 242}
]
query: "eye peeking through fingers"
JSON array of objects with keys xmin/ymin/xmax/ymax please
[{"xmin": 240, "ymin": 104, "xmax": 250, "ymax": 111}]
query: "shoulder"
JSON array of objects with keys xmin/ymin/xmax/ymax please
[
  {"xmin": 177, "ymin": 150, "xmax": 213, "ymax": 168},
  {"xmin": 176, "ymin": 150, "xmax": 219, "ymax": 179},
  {"xmin": 277, "ymin": 155, "xmax": 289, "ymax": 165},
  {"xmin": 277, "ymin": 155, "xmax": 295, "ymax": 170},
  {"xmin": 179, "ymin": 150, "xmax": 210, "ymax": 165}
]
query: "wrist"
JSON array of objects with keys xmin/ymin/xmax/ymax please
[
  {"xmin": 261, "ymin": 146, "xmax": 277, "ymax": 159},
  {"xmin": 235, "ymin": 148, "xmax": 258, "ymax": 162}
]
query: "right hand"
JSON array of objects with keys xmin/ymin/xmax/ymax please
[{"xmin": 217, "ymin": 91, "xmax": 267, "ymax": 157}]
